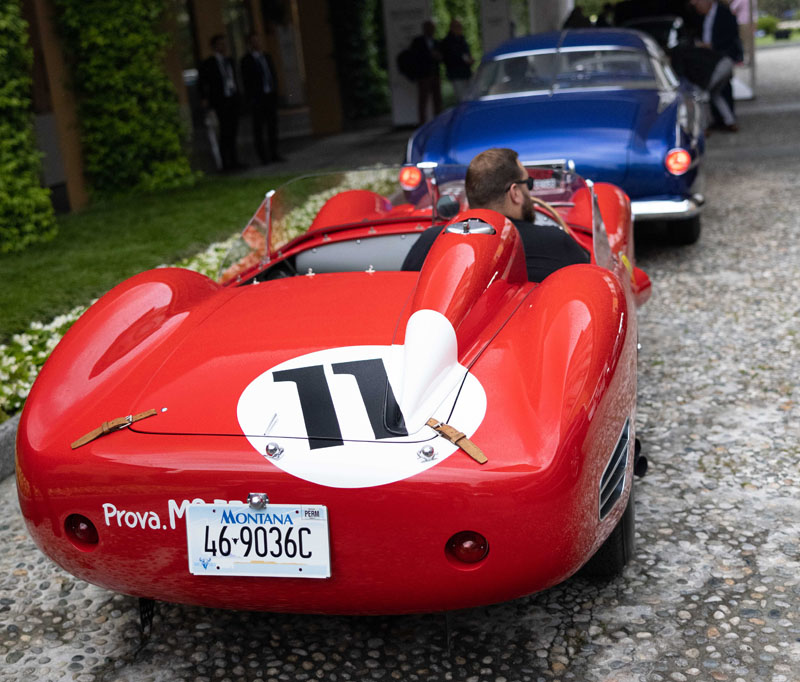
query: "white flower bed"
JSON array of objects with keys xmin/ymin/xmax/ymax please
[{"xmin": 0, "ymin": 310, "xmax": 83, "ymax": 416}]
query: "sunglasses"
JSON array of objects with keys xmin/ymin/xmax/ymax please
[{"xmin": 507, "ymin": 176, "xmax": 534, "ymax": 192}]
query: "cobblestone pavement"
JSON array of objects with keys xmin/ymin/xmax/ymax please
[{"xmin": 2, "ymin": 47, "xmax": 799, "ymax": 682}]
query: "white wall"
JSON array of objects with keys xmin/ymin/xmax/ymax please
[
  {"xmin": 382, "ymin": 0, "xmax": 432, "ymax": 127},
  {"xmin": 481, "ymin": 0, "xmax": 514, "ymax": 53},
  {"xmin": 528, "ymin": 0, "xmax": 575, "ymax": 33}
]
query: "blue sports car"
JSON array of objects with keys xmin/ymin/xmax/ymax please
[{"xmin": 406, "ymin": 29, "xmax": 705, "ymax": 244}]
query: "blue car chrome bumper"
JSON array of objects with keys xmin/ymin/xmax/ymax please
[{"xmin": 631, "ymin": 193, "xmax": 705, "ymax": 222}]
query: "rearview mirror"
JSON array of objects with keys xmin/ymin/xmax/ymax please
[{"xmin": 436, "ymin": 195, "xmax": 460, "ymax": 220}]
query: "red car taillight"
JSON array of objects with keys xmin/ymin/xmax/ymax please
[
  {"xmin": 398, "ymin": 166, "xmax": 423, "ymax": 191},
  {"xmin": 65, "ymin": 514, "xmax": 99, "ymax": 550},
  {"xmin": 665, "ymin": 148, "xmax": 692, "ymax": 175},
  {"xmin": 445, "ymin": 530, "xmax": 489, "ymax": 564}
]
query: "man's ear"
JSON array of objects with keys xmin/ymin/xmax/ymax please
[
  {"xmin": 500, "ymin": 185, "xmax": 525, "ymax": 221},
  {"xmin": 506, "ymin": 184, "xmax": 524, "ymax": 209}
]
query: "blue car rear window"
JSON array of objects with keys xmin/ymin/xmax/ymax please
[{"xmin": 472, "ymin": 49, "xmax": 657, "ymax": 97}]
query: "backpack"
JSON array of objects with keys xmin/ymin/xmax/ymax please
[{"xmin": 397, "ymin": 47, "xmax": 419, "ymax": 81}]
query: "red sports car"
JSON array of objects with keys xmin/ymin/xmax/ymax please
[{"xmin": 16, "ymin": 163, "xmax": 650, "ymax": 615}]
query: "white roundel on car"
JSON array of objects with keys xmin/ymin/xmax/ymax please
[{"xmin": 236, "ymin": 310, "xmax": 487, "ymax": 488}]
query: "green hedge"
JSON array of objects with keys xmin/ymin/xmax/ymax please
[
  {"xmin": 53, "ymin": 0, "xmax": 197, "ymax": 197},
  {"xmin": 328, "ymin": 0, "xmax": 390, "ymax": 119},
  {"xmin": 757, "ymin": 15, "xmax": 780, "ymax": 35},
  {"xmin": 0, "ymin": 0, "xmax": 57, "ymax": 254}
]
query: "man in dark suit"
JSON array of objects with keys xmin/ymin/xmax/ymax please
[
  {"xmin": 241, "ymin": 33, "xmax": 284, "ymax": 164},
  {"xmin": 402, "ymin": 148, "xmax": 589, "ymax": 281},
  {"xmin": 409, "ymin": 20, "xmax": 442, "ymax": 126},
  {"xmin": 440, "ymin": 19, "xmax": 473, "ymax": 103},
  {"xmin": 199, "ymin": 34, "xmax": 242, "ymax": 170},
  {"xmin": 690, "ymin": 0, "xmax": 743, "ymax": 131}
]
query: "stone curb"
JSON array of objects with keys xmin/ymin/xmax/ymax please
[{"xmin": 0, "ymin": 414, "xmax": 19, "ymax": 482}]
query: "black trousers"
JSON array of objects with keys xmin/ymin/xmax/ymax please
[
  {"xmin": 711, "ymin": 80, "xmax": 736, "ymax": 127},
  {"xmin": 416, "ymin": 74, "xmax": 442, "ymax": 126},
  {"xmin": 214, "ymin": 96, "xmax": 240, "ymax": 169},
  {"xmin": 251, "ymin": 92, "xmax": 279, "ymax": 163}
]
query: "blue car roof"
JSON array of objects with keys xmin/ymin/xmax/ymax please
[{"xmin": 484, "ymin": 29, "xmax": 650, "ymax": 61}]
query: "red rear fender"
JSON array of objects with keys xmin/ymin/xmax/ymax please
[
  {"xmin": 473, "ymin": 263, "xmax": 632, "ymax": 465},
  {"xmin": 20, "ymin": 268, "xmax": 225, "ymax": 454}
]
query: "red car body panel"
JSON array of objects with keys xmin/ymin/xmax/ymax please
[{"xmin": 17, "ymin": 168, "xmax": 649, "ymax": 614}]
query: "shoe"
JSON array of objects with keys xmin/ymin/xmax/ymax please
[
  {"xmin": 721, "ymin": 123, "xmax": 738, "ymax": 133},
  {"xmin": 271, "ymin": 155, "xmax": 287, "ymax": 163}
]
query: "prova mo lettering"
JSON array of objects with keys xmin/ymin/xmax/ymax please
[{"xmin": 100, "ymin": 498, "xmax": 246, "ymax": 531}]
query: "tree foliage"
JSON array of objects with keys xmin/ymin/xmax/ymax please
[
  {"xmin": 510, "ymin": 0, "xmax": 531, "ymax": 35},
  {"xmin": 53, "ymin": 0, "xmax": 197, "ymax": 197},
  {"xmin": 579, "ymin": 0, "xmax": 616, "ymax": 18},
  {"xmin": 757, "ymin": 14, "xmax": 780, "ymax": 33},
  {"xmin": 0, "ymin": 0, "xmax": 57, "ymax": 254},
  {"xmin": 759, "ymin": 0, "xmax": 799, "ymax": 18},
  {"xmin": 328, "ymin": 0, "xmax": 390, "ymax": 120}
]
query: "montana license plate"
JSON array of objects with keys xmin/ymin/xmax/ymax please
[{"xmin": 186, "ymin": 503, "xmax": 330, "ymax": 578}]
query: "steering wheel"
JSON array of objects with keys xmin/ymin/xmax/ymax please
[{"xmin": 530, "ymin": 195, "xmax": 572, "ymax": 234}]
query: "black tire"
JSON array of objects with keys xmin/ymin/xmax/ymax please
[
  {"xmin": 669, "ymin": 215, "xmax": 701, "ymax": 245},
  {"xmin": 579, "ymin": 484, "xmax": 636, "ymax": 579}
]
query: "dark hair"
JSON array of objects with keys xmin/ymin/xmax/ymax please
[
  {"xmin": 465, "ymin": 148, "xmax": 521, "ymax": 207},
  {"xmin": 210, "ymin": 34, "xmax": 225, "ymax": 50}
]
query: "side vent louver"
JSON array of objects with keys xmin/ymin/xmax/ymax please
[{"xmin": 599, "ymin": 418, "xmax": 630, "ymax": 520}]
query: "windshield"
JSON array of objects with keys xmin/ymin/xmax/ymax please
[
  {"xmin": 218, "ymin": 164, "xmax": 588, "ymax": 283},
  {"xmin": 269, "ymin": 168, "xmax": 405, "ymax": 252},
  {"xmin": 471, "ymin": 48, "xmax": 658, "ymax": 98},
  {"xmin": 219, "ymin": 166, "xmax": 466, "ymax": 282}
]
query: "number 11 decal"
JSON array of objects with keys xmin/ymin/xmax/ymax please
[
  {"xmin": 238, "ymin": 343, "xmax": 487, "ymax": 487},
  {"xmin": 273, "ymin": 358, "xmax": 407, "ymax": 449}
]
